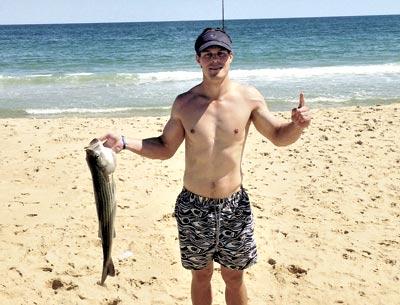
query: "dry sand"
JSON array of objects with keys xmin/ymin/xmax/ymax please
[{"xmin": 0, "ymin": 103, "xmax": 399, "ymax": 305}]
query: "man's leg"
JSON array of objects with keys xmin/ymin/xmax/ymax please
[
  {"xmin": 191, "ymin": 262, "xmax": 214, "ymax": 305},
  {"xmin": 221, "ymin": 266, "xmax": 248, "ymax": 305}
]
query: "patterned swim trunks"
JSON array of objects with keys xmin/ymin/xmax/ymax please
[{"xmin": 174, "ymin": 186, "xmax": 257, "ymax": 270}]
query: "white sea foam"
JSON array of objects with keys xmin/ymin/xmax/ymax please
[
  {"xmin": 136, "ymin": 71, "xmax": 201, "ymax": 83},
  {"xmin": 283, "ymin": 96, "xmax": 354, "ymax": 104},
  {"xmin": 26, "ymin": 108, "xmax": 129, "ymax": 115},
  {"xmin": 133, "ymin": 63, "xmax": 400, "ymax": 83},
  {"xmin": 25, "ymin": 106, "xmax": 171, "ymax": 115},
  {"xmin": 2, "ymin": 63, "xmax": 399, "ymax": 84},
  {"xmin": 0, "ymin": 74, "xmax": 53, "ymax": 79},
  {"xmin": 65, "ymin": 72, "xmax": 94, "ymax": 77},
  {"xmin": 30, "ymin": 74, "xmax": 53, "ymax": 78},
  {"xmin": 231, "ymin": 63, "xmax": 400, "ymax": 80}
]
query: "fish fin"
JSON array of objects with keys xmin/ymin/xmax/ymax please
[
  {"xmin": 98, "ymin": 223, "xmax": 102, "ymax": 239},
  {"xmin": 100, "ymin": 258, "xmax": 115, "ymax": 285},
  {"xmin": 108, "ymin": 258, "xmax": 116, "ymax": 276}
]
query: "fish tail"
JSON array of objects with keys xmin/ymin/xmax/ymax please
[
  {"xmin": 100, "ymin": 258, "xmax": 115, "ymax": 285},
  {"xmin": 108, "ymin": 258, "xmax": 116, "ymax": 276}
]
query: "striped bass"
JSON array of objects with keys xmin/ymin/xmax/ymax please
[{"xmin": 85, "ymin": 138, "xmax": 117, "ymax": 285}]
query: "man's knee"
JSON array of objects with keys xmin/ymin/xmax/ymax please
[
  {"xmin": 192, "ymin": 264, "xmax": 214, "ymax": 285},
  {"xmin": 221, "ymin": 267, "xmax": 244, "ymax": 288}
]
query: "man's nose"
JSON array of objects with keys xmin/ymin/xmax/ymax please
[{"xmin": 208, "ymin": 53, "xmax": 220, "ymax": 60}]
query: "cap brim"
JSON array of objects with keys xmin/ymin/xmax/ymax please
[{"xmin": 198, "ymin": 41, "xmax": 232, "ymax": 53}]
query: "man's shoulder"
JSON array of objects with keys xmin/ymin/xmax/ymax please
[
  {"xmin": 171, "ymin": 84, "xmax": 203, "ymax": 117},
  {"xmin": 175, "ymin": 84, "xmax": 201, "ymax": 103},
  {"xmin": 233, "ymin": 82, "xmax": 262, "ymax": 97},
  {"xmin": 229, "ymin": 81, "xmax": 265, "ymax": 107}
]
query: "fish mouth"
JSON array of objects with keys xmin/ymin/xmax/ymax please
[
  {"xmin": 90, "ymin": 138, "xmax": 101, "ymax": 145},
  {"xmin": 85, "ymin": 138, "xmax": 101, "ymax": 150}
]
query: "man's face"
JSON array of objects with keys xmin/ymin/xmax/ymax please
[{"xmin": 196, "ymin": 47, "xmax": 233, "ymax": 79}]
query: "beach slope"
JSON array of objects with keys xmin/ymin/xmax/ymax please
[{"xmin": 0, "ymin": 104, "xmax": 399, "ymax": 305}]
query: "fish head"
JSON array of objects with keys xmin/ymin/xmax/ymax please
[{"xmin": 85, "ymin": 138, "xmax": 116, "ymax": 175}]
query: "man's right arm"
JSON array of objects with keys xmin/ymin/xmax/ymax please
[{"xmin": 101, "ymin": 99, "xmax": 185, "ymax": 160}]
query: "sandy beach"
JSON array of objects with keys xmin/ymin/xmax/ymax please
[{"xmin": 0, "ymin": 103, "xmax": 399, "ymax": 305}]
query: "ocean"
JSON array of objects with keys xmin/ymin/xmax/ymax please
[{"xmin": 0, "ymin": 15, "xmax": 399, "ymax": 118}]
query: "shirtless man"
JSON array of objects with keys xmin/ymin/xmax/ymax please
[{"xmin": 100, "ymin": 28, "xmax": 311, "ymax": 305}]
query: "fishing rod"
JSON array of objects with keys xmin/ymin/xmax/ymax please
[{"xmin": 221, "ymin": 0, "xmax": 225, "ymax": 29}]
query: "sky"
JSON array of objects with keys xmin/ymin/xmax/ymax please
[{"xmin": 0, "ymin": 0, "xmax": 400, "ymax": 25}]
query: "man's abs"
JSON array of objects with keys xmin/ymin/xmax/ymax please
[{"xmin": 183, "ymin": 159, "xmax": 243, "ymax": 199}]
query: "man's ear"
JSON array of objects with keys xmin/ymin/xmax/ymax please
[{"xmin": 195, "ymin": 54, "xmax": 201, "ymax": 64}]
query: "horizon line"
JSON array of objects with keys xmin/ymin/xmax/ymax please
[{"xmin": 1, "ymin": 13, "xmax": 399, "ymax": 26}]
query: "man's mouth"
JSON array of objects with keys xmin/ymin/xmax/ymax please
[{"xmin": 209, "ymin": 66, "xmax": 222, "ymax": 71}]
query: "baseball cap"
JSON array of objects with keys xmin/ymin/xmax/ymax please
[{"xmin": 195, "ymin": 28, "xmax": 232, "ymax": 55}]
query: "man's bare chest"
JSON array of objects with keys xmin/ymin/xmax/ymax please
[{"xmin": 182, "ymin": 102, "xmax": 251, "ymax": 144}]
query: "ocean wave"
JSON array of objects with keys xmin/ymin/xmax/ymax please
[
  {"xmin": 1, "ymin": 95, "xmax": 395, "ymax": 118},
  {"xmin": 136, "ymin": 71, "xmax": 201, "ymax": 83},
  {"xmin": 131, "ymin": 63, "xmax": 400, "ymax": 83},
  {"xmin": 0, "ymin": 72, "xmax": 138, "ymax": 85},
  {"xmin": 65, "ymin": 72, "xmax": 95, "ymax": 77},
  {"xmin": 1, "ymin": 63, "xmax": 399, "ymax": 86},
  {"xmin": 25, "ymin": 106, "xmax": 171, "ymax": 115},
  {"xmin": 231, "ymin": 63, "xmax": 400, "ymax": 80},
  {"xmin": 281, "ymin": 96, "xmax": 351, "ymax": 104}
]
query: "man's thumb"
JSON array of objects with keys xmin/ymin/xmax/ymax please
[{"xmin": 298, "ymin": 92, "xmax": 305, "ymax": 108}]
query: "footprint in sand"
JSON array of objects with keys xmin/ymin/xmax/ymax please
[
  {"xmin": 287, "ymin": 264, "xmax": 307, "ymax": 277},
  {"xmin": 49, "ymin": 278, "xmax": 78, "ymax": 292},
  {"xmin": 104, "ymin": 298, "xmax": 121, "ymax": 305}
]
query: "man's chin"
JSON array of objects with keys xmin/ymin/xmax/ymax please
[{"xmin": 207, "ymin": 69, "xmax": 225, "ymax": 78}]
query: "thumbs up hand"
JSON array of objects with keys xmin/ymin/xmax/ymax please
[
  {"xmin": 291, "ymin": 92, "xmax": 311, "ymax": 128},
  {"xmin": 298, "ymin": 91, "xmax": 305, "ymax": 108}
]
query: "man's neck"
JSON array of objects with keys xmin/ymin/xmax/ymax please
[{"xmin": 201, "ymin": 76, "xmax": 232, "ymax": 100}]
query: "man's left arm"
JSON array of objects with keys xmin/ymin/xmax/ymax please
[{"xmin": 251, "ymin": 92, "xmax": 311, "ymax": 146}]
